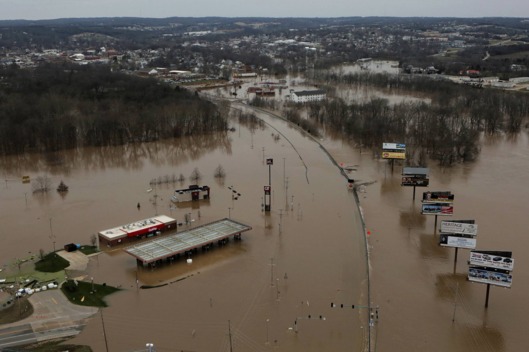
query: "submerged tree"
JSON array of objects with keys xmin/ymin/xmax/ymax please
[
  {"xmin": 214, "ymin": 164, "xmax": 226, "ymax": 179},
  {"xmin": 190, "ymin": 168, "xmax": 202, "ymax": 183},
  {"xmin": 178, "ymin": 173, "xmax": 186, "ymax": 184},
  {"xmin": 32, "ymin": 175, "xmax": 52, "ymax": 193}
]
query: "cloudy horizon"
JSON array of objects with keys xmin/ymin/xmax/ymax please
[{"xmin": 1, "ymin": 0, "xmax": 528, "ymax": 21}]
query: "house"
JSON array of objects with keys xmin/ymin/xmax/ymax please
[{"xmin": 291, "ymin": 89, "xmax": 326, "ymax": 103}]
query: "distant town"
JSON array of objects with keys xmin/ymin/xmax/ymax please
[{"xmin": 1, "ymin": 17, "xmax": 528, "ymax": 90}]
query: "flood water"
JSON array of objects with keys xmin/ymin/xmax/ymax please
[
  {"xmin": 321, "ymin": 131, "xmax": 529, "ymax": 352},
  {"xmin": 0, "ymin": 107, "xmax": 369, "ymax": 352},
  {"xmin": 1, "ymin": 95, "xmax": 529, "ymax": 352}
]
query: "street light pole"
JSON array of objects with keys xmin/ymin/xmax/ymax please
[{"xmin": 49, "ymin": 218, "xmax": 56, "ymax": 253}]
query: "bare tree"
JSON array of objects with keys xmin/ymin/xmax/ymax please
[
  {"xmin": 178, "ymin": 173, "xmax": 186, "ymax": 184},
  {"xmin": 190, "ymin": 168, "xmax": 202, "ymax": 183},
  {"xmin": 90, "ymin": 234, "xmax": 97, "ymax": 247},
  {"xmin": 214, "ymin": 164, "xmax": 226, "ymax": 179},
  {"xmin": 32, "ymin": 175, "xmax": 52, "ymax": 193}
]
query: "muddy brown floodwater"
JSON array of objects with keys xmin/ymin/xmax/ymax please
[
  {"xmin": 0, "ymin": 107, "xmax": 369, "ymax": 352},
  {"xmin": 1, "ymin": 100, "xmax": 529, "ymax": 352},
  {"xmin": 322, "ymin": 130, "xmax": 529, "ymax": 352}
]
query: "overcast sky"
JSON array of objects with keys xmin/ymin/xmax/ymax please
[{"xmin": 1, "ymin": 0, "xmax": 529, "ymax": 20}]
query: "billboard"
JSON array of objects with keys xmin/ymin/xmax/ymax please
[
  {"xmin": 382, "ymin": 143, "xmax": 406, "ymax": 150},
  {"xmin": 468, "ymin": 266, "xmax": 512, "ymax": 288},
  {"xmin": 382, "ymin": 151, "xmax": 405, "ymax": 159},
  {"xmin": 382, "ymin": 142, "xmax": 406, "ymax": 160},
  {"xmin": 401, "ymin": 176, "xmax": 429, "ymax": 187},
  {"xmin": 469, "ymin": 251, "xmax": 514, "ymax": 271},
  {"xmin": 402, "ymin": 167, "xmax": 429, "ymax": 177},
  {"xmin": 440, "ymin": 220, "xmax": 477, "ymax": 236},
  {"xmin": 439, "ymin": 234, "xmax": 476, "ymax": 249},
  {"xmin": 421, "ymin": 203, "xmax": 453, "ymax": 216},
  {"xmin": 422, "ymin": 191, "xmax": 454, "ymax": 203}
]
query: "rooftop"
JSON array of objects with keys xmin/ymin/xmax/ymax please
[
  {"xmin": 99, "ymin": 215, "xmax": 176, "ymax": 240},
  {"xmin": 125, "ymin": 218, "xmax": 252, "ymax": 264}
]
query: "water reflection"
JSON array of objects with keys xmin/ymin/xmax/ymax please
[
  {"xmin": 460, "ymin": 323, "xmax": 505, "ymax": 352},
  {"xmin": 398, "ymin": 204, "xmax": 427, "ymax": 229},
  {"xmin": 435, "ymin": 273, "xmax": 469, "ymax": 301},
  {"xmin": 0, "ymin": 132, "xmax": 232, "ymax": 175}
]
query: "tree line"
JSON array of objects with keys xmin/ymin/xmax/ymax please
[
  {"xmin": 0, "ymin": 63, "xmax": 227, "ymax": 155},
  {"xmin": 297, "ymin": 71, "xmax": 529, "ymax": 165}
]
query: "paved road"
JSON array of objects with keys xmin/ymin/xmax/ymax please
[{"xmin": 0, "ymin": 289, "xmax": 97, "ymax": 350}]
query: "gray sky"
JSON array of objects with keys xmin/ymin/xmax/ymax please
[{"xmin": 1, "ymin": 0, "xmax": 529, "ymax": 20}]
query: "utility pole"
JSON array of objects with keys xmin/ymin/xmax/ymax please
[
  {"xmin": 228, "ymin": 320, "xmax": 233, "ymax": 352},
  {"xmin": 100, "ymin": 309, "xmax": 110, "ymax": 352},
  {"xmin": 283, "ymin": 157, "xmax": 286, "ymax": 188},
  {"xmin": 279, "ymin": 209, "xmax": 283, "ymax": 234},
  {"xmin": 270, "ymin": 257, "xmax": 275, "ymax": 286}
]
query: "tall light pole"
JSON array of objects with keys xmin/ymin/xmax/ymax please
[
  {"xmin": 49, "ymin": 218, "xmax": 56, "ymax": 253},
  {"xmin": 266, "ymin": 158, "xmax": 273, "ymax": 186}
]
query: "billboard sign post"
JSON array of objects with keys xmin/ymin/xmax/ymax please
[
  {"xmin": 440, "ymin": 220, "xmax": 478, "ymax": 236},
  {"xmin": 382, "ymin": 142, "xmax": 406, "ymax": 172},
  {"xmin": 422, "ymin": 191, "xmax": 454, "ymax": 233},
  {"xmin": 402, "ymin": 167, "xmax": 429, "ymax": 200},
  {"xmin": 439, "ymin": 220, "xmax": 478, "ymax": 272},
  {"xmin": 468, "ymin": 250, "xmax": 514, "ymax": 307}
]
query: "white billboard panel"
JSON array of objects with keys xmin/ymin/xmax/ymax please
[
  {"xmin": 382, "ymin": 143, "xmax": 406, "ymax": 150},
  {"xmin": 469, "ymin": 251, "xmax": 514, "ymax": 271},
  {"xmin": 468, "ymin": 267, "xmax": 512, "ymax": 288},
  {"xmin": 440, "ymin": 221, "xmax": 478, "ymax": 236},
  {"xmin": 439, "ymin": 235, "xmax": 476, "ymax": 249}
]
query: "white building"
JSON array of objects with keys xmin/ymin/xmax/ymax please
[{"xmin": 291, "ymin": 89, "xmax": 326, "ymax": 103}]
